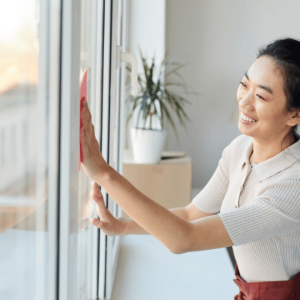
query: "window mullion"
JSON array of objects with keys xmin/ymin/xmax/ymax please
[
  {"xmin": 48, "ymin": 0, "xmax": 62, "ymax": 299},
  {"xmin": 59, "ymin": 0, "xmax": 81, "ymax": 299}
]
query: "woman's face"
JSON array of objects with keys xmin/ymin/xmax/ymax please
[{"xmin": 237, "ymin": 55, "xmax": 292, "ymax": 142}]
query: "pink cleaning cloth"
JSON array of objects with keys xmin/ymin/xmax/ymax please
[{"xmin": 79, "ymin": 69, "xmax": 88, "ymax": 172}]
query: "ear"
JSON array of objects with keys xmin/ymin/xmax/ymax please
[{"xmin": 287, "ymin": 109, "xmax": 300, "ymax": 127}]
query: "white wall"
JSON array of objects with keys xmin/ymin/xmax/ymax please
[
  {"xmin": 125, "ymin": 0, "xmax": 166, "ymax": 150},
  {"xmin": 165, "ymin": 0, "xmax": 300, "ymax": 188}
]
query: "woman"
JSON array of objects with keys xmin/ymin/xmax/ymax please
[{"xmin": 80, "ymin": 38, "xmax": 300, "ymax": 299}]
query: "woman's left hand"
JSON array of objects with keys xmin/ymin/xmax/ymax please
[{"xmin": 80, "ymin": 99, "xmax": 109, "ymax": 182}]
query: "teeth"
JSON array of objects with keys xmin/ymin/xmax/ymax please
[{"xmin": 241, "ymin": 113, "xmax": 256, "ymax": 122}]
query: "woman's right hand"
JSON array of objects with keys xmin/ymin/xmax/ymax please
[{"xmin": 91, "ymin": 181, "xmax": 126, "ymax": 236}]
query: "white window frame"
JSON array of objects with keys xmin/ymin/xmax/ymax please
[
  {"xmin": 59, "ymin": 0, "xmax": 81, "ymax": 299},
  {"xmin": 48, "ymin": 0, "xmax": 62, "ymax": 299},
  {"xmin": 45, "ymin": 0, "xmax": 128, "ymax": 298},
  {"xmin": 98, "ymin": 0, "xmax": 124, "ymax": 298}
]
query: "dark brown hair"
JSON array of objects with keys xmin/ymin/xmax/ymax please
[{"xmin": 257, "ymin": 38, "xmax": 300, "ymax": 148}]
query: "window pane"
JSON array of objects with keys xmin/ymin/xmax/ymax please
[
  {"xmin": 0, "ymin": 0, "xmax": 49, "ymax": 299},
  {"xmin": 77, "ymin": 0, "xmax": 99, "ymax": 298}
]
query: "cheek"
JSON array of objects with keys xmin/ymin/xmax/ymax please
[{"xmin": 258, "ymin": 104, "xmax": 286, "ymax": 125}]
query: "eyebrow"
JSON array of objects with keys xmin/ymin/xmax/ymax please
[{"xmin": 244, "ymin": 71, "xmax": 273, "ymax": 95}]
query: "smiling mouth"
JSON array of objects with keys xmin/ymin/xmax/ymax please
[{"xmin": 240, "ymin": 113, "xmax": 257, "ymax": 123}]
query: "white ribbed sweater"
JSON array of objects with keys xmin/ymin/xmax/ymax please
[{"xmin": 192, "ymin": 134, "xmax": 300, "ymax": 283}]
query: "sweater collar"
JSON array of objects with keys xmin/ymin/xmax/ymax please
[{"xmin": 241, "ymin": 135, "xmax": 300, "ymax": 181}]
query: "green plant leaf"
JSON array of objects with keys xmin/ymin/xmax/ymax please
[
  {"xmin": 164, "ymin": 89, "xmax": 177, "ymax": 110},
  {"xmin": 163, "ymin": 89, "xmax": 192, "ymax": 128},
  {"xmin": 164, "ymin": 88, "xmax": 192, "ymax": 105},
  {"xmin": 149, "ymin": 58, "xmax": 155, "ymax": 87},
  {"xmin": 161, "ymin": 101, "xmax": 179, "ymax": 140},
  {"xmin": 157, "ymin": 59, "xmax": 181, "ymax": 81},
  {"xmin": 135, "ymin": 91, "xmax": 148, "ymax": 129},
  {"xmin": 132, "ymin": 96, "xmax": 142, "ymax": 111},
  {"xmin": 165, "ymin": 70, "xmax": 186, "ymax": 84},
  {"xmin": 125, "ymin": 50, "xmax": 196, "ymax": 141},
  {"xmin": 153, "ymin": 101, "xmax": 163, "ymax": 129}
]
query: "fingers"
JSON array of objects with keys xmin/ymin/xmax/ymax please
[
  {"xmin": 81, "ymin": 98, "xmax": 91, "ymax": 116},
  {"xmin": 90, "ymin": 182, "xmax": 118, "ymax": 235},
  {"xmin": 80, "ymin": 101, "xmax": 94, "ymax": 157},
  {"xmin": 81, "ymin": 127, "xmax": 86, "ymax": 141},
  {"xmin": 82, "ymin": 100, "xmax": 93, "ymax": 140},
  {"xmin": 91, "ymin": 218, "xmax": 113, "ymax": 237},
  {"xmin": 91, "ymin": 182, "xmax": 109, "ymax": 221},
  {"xmin": 92, "ymin": 189, "xmax": 104, "ymax": 206},
  {"xmin": 80, "ymin": 103, "xmax": 100, "ymax": 161},
  {"xmin": 91, "ymin": 182, "xmax": 116, "ymax": 225},
  {"xmin": 91, "ymin": 218, "xmax": 103, "ymax": 228},
  {"xmin": 80, "ymin": 127, "xmax": 88, "ymax": 158},
  {"xmin": 92, "ymin": 181, "xmax": 102, "ymax": 198},
  {"xmin": 82, "ymin": 100, "xmax": 92, "ymax": 124}
]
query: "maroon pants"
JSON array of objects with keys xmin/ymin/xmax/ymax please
[{"xmin": 233, "ymin": 264, "xmax": 300, "ymax": 300}]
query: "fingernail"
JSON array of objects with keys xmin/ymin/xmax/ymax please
[{"xmin": 92, "ymin": 218, "xmax": 99, "ymax": 225}]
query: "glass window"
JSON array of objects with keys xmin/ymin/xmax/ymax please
[
  {"xmin": 0, "ymin": 0, "xmax": 49, "ymax": 298},
  {"xmin": 0, "ymin": 0, "xmax": 126, "ymax": 298},
  {"xmin": 77, "ymin": 0, "xmax": 99, "ymax": 298}
]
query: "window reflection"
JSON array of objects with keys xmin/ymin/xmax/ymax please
[{"xmin": 0, "ymin": 0, "xmax": 48, "ymax": 298}]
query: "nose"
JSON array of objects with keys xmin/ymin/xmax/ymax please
[{"xmin": 239, "ymin": 91, "xmax": 254, "ymax": 111}]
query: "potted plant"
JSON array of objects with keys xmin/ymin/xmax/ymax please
[{"xmin": 125, "ymin": 49, "xmax": 197, "ymax": 164}]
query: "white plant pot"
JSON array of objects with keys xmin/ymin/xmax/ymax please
[{"xmin": 130, "ymin": 128, "xmax": 167, "ymax": 164}]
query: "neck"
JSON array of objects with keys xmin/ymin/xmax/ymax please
[{"xmin": 251, "ymin": 133, "xmax": 297, "ymax": 164}]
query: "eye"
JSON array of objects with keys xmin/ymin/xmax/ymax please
[
  {"xmin": 239, "ymin": 81, "xmax": 247, "ymax": 88},
  {"xmin": 256, "ymin": 94, "xmax": 265, "ymax": 100}
]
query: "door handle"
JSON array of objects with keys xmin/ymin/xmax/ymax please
[{"xmin": 116, "ymin": 45, "xmax": 138, "ymax": 96}]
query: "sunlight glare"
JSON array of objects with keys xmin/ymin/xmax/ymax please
[{"xmin": 0, "ymin": 0, "xmax": 36, "ymax": 42}]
